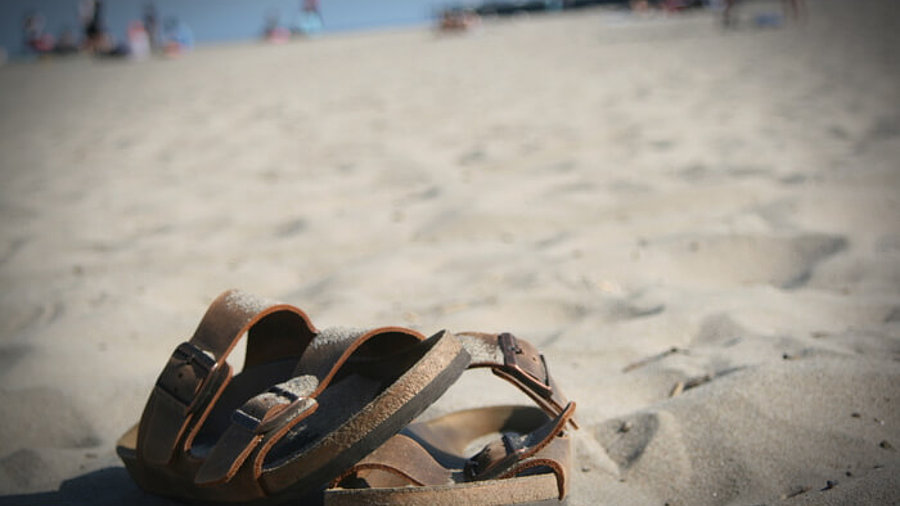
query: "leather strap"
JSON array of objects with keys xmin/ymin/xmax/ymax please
[
  {"xmin": 327, "ymin": 403, "xmax": 575, "ymax": 504},
  {"xmin": 340, "ymin": 434, "xmax": 453, "ymax": 486},
  {"xmin": 120, "ymin": 320, "xmax": 471, "ymax": 503},
  {"xmin": 192, "ymin": 376, "xmax": 319, "ymax": 485},
  {"xmin": 465, "ymin": 403, "xmax": 574, "ymax": 487},
  {"xmin": 457, "ymin": 332, "xmax": 578, "ymax": 428},
  {"xmin": 136, "ymin": 290, "xmax": 317, "ymax": 466},
  {"xmin": 123, "ymin": 294, "xmax": 576, "ymax": 504},
  {"xmin": 258, "ymin": 329, "xmax": 469, "ymax": 495},
  {"xmin": 193, "ymin": 327, "xmax": 425, "ymax": 486},
  {"xmin": 325, "ymin": 332, "xmax": 576, "ymax": 504}
]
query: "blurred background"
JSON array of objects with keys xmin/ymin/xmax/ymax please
[
  {"xmin": 0, "ymin": 0, "xmax": 898, "ymax": 504},
  {"xmin": 2, "ymin": 0, "xmax": 642, "ymax": 58}
]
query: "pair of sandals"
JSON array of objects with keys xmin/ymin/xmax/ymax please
[{"xmin": 117, "ymin": 290, "xmax": 577, "ymax": 504}]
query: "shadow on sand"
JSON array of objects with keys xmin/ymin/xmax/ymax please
[{"xmin": 0, "ymin": 467, "xmax": 174, "ymax": 506}]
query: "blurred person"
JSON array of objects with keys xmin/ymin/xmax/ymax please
[
  {"xmin": 723, "ymin": 0, "xmax": 805, "ymax": 27},
  {"xmin": 661, "ymin": 0, "xmax": 704, "ymax": 12},
  {"xmin": 80, "ymin": 0, "xmax": 107, "ymax": 52},
  {"xmin": 143, "ymin": 3, "xmax": 160, "ymax": 52},
  {"xmin": 263, "ymin": 9, "xmax": 290, "ymax": 43},
  {"xmin": 128, "ymin": 20, "xmax": 150, "ymax": 59},
  {"xmin": 437, "ymin": 8, "xmax": 480, "ymax": 33},
  {"xmin": 264, "ymin": 9, "xmax": 279, "ymax": 36},
  {"xmin": 23, "ymin": 11, "xmax": 55, "ymax": 54},
  {"xmin": 163, "ymin": 16, "xmax": 193, "ymax": 56},
  {"xmin": 630, "ymin": 0, "xmax": 652, "ymax": 14},
  {"xmin": 292, "ymin": 0, "xmax": 324, "ymax": 35},
  {"xmin": 54, "ymin": 27, "xmax": 80, "ymax": 54},
  {"xmin": 302, "ymin": 0, "xmax": 323, "ymax": 22},
  {"xmin": 78, "ymin": 1, "xmax": 133, "ymax": 58}
]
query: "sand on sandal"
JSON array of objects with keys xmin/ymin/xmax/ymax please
[{"xmin": 0, "ymin": 0, "xmax": 898, "ymax": 504}]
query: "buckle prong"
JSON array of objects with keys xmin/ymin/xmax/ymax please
[
  {"xmin": 156, "ymin": 342, "xmax": 218, "ymax": 412},
  {"xmin": 498, "ymin": 332, "xmax": 553, "ymax": 398},
  {"xmin": 231, "ymin": 390, "xmax": 317, "ymax": 435}
]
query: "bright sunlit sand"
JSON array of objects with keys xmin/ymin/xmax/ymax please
[{"xmin": 1, "ymin": 1, "xmax": 898, "ymax": 504}]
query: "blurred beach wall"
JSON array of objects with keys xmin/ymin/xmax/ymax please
[{"xmin": 0, "ymin": 0, "xmax": 464, "ymax": 58}]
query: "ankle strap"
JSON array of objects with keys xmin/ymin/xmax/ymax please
[
  {"xmin": 457, "ymin": 331, "xmax": 578, "ymax": 428},
  {"xmin": 136, "ymin": 290, "xmax": 317, "ymax": 466}
]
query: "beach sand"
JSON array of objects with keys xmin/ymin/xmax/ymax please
[{"xmin": 1, "ymin": 0, "xmax": 898, "ymax": 503}]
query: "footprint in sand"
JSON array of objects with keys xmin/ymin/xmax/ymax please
[
  {"xmin": 0, "ymin": 345, "xmax": 31, "ymax": 380},
  {"xmin": 605, "ymin": 291, "xmax": 667, "ymax": 322},
  {"xmin": 593, "ymin": 413, "xmax": 659, "ymax": 471},
  {"xmin": 0, "ymin": 300, "xmax": 66, "ymax": 339},
  {"xmin": 591, "ymin": 410, "xmax": 690, "ymax": 486},
  {"xmin": 856, "ymin": 114, "xmax": 900, "ymax": 153},
  {"xmin": 0, "ymin": 448, "xmax": 53, "ymax": 492},
  {"xmin": 693, "ymin": 313, "xmax": 750, "ymax": 348},
  {"xmin": 0, "ymin": 388, "xmax": 100, "ymax": 453},
  {"xmin": 0, "ymin": 237, "xmax": 28, "ymax": 267},
  {"xmin": 642, "ymin": 234, "xmax": 847, "ymax": 289},
  {"xmin": 273, "ymin": 218, "xmax": 308, "ymax": 238}
]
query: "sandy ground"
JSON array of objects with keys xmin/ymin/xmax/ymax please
[{"xmin": 1, "ymin": 0, "xmax": 898, "ymax": 504}]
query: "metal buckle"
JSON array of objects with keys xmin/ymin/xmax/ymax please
[
  {"xmin": 464, "ymin": 431, "xmax": 527, "ymax": 481},
  {"xmin": 156, "ymin": 342, "xmax": 218, "ymax": 411},
  {"xmin": 255, "ymin": 396, "xmax": 316, "ymax": 434},
  {"xmin": 498, "ymin": 332, "xmax": 553, "ymax": 398},
  {"xmin": 231, "ymin": 385, "xmax": 317, "ymax": 435}
]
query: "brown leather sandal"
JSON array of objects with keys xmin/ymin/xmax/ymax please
[
  {"xmin": 116, "ymin": 290, "xmax": 471, "ymax": 504},
  {"xmin": 325, "ymin": 332, "xmax": 577, "ymax": 505}
]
